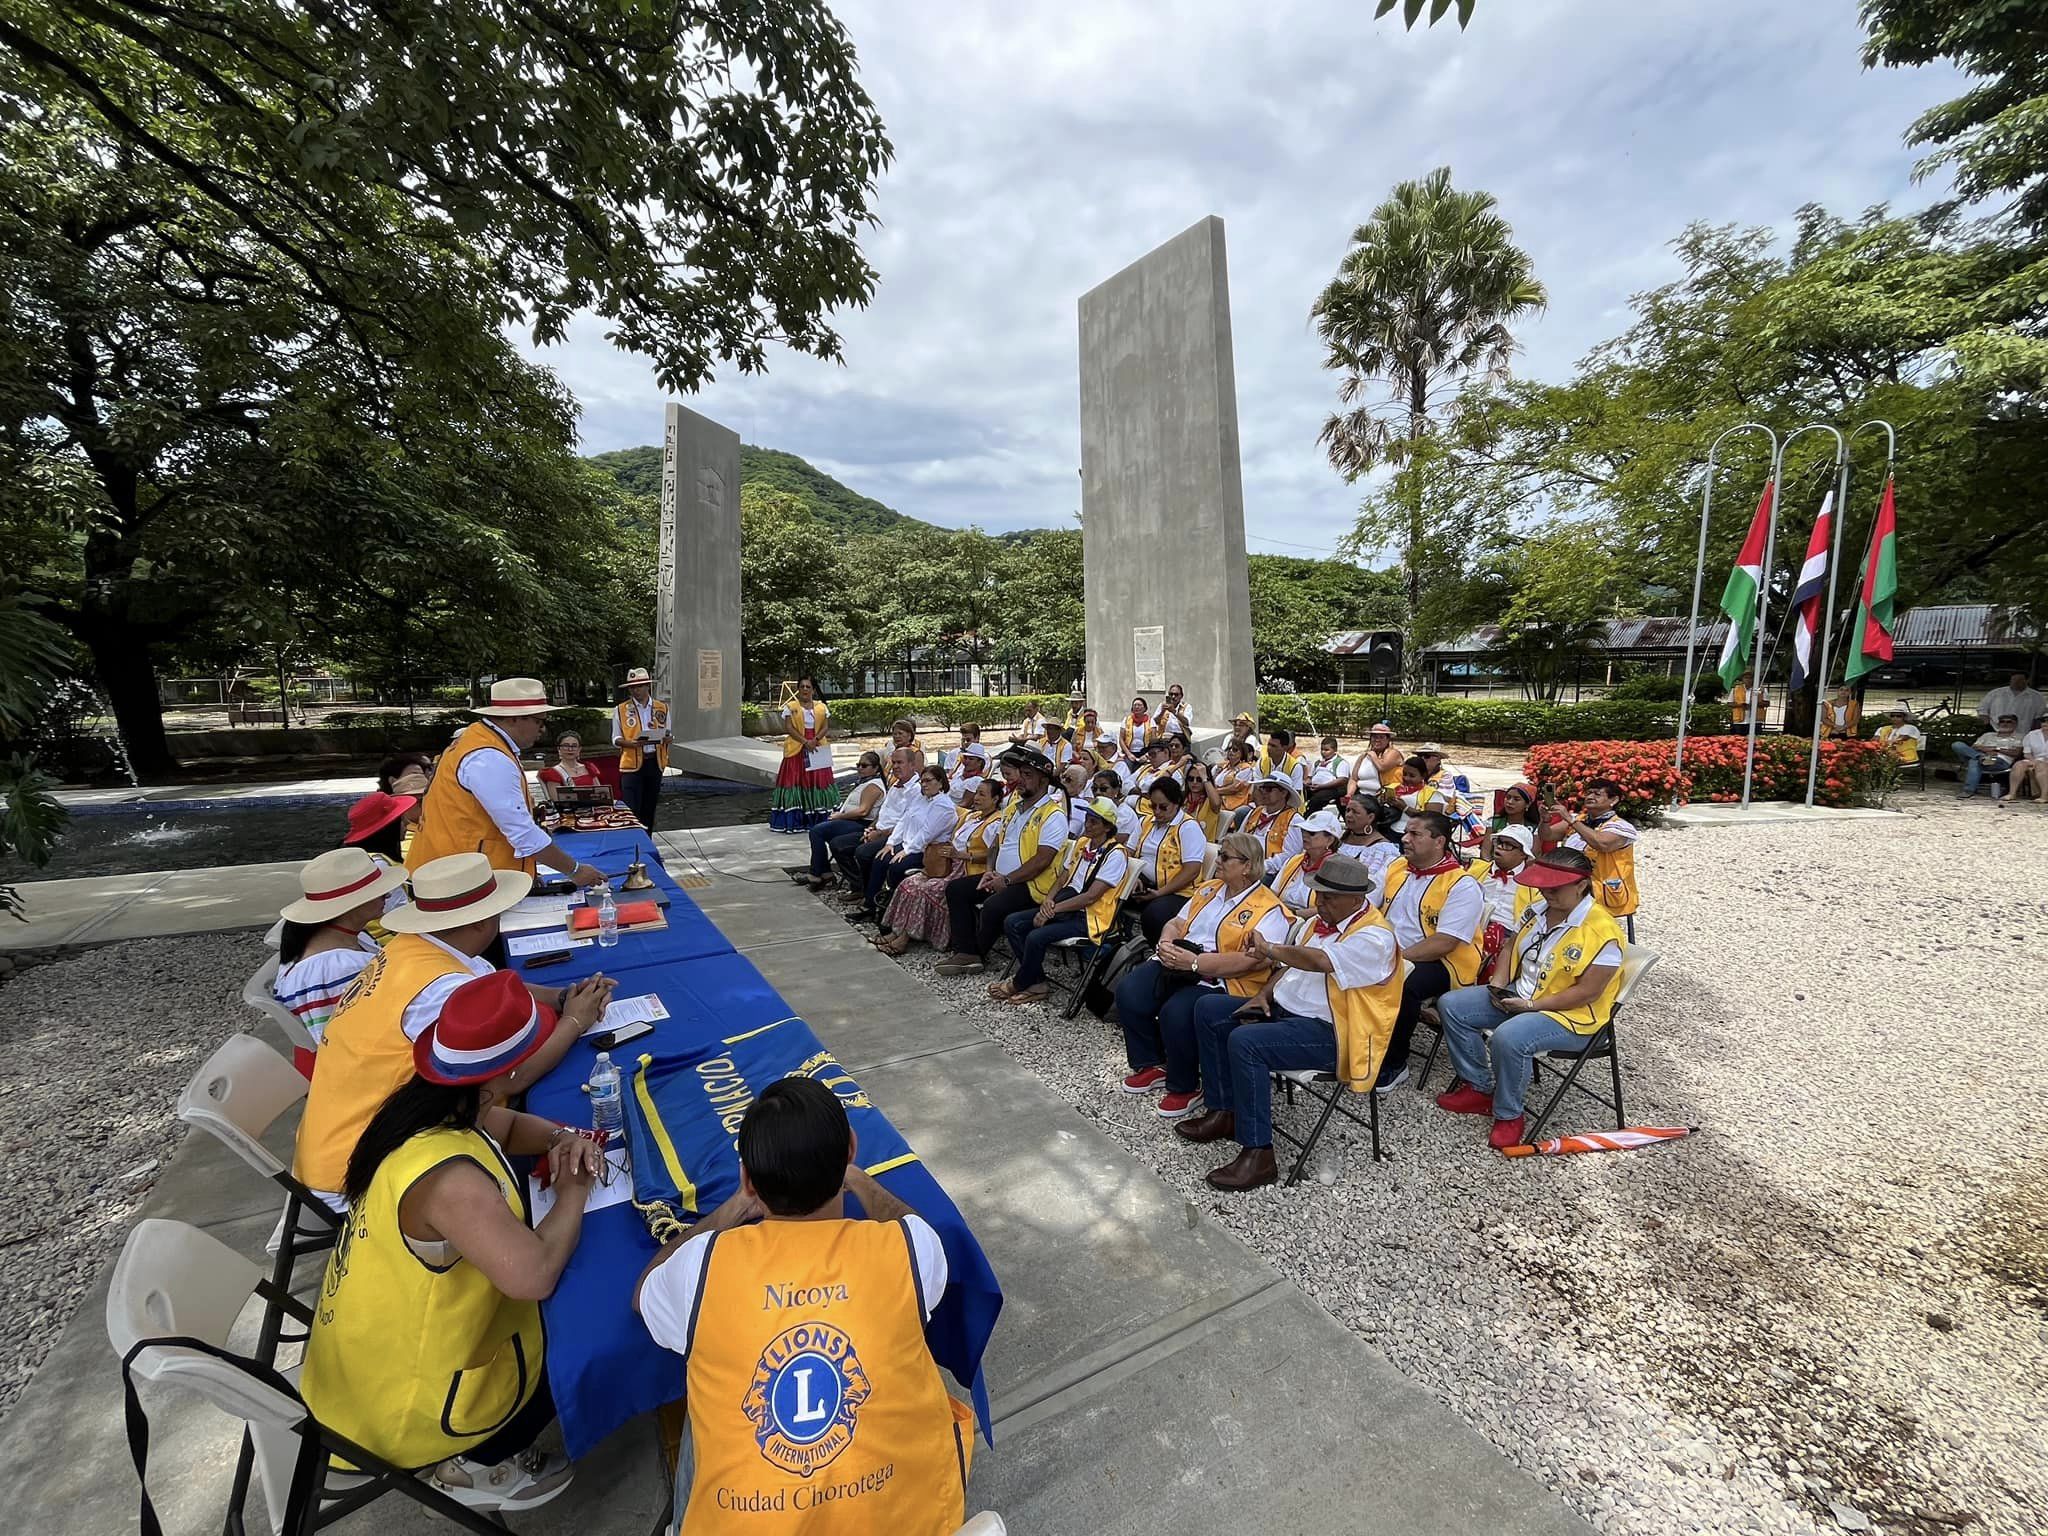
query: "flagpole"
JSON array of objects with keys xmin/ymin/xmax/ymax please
[
  {"xmin": 1803, "ymin": 431, "xmax": 1851, "ymax": 806},
  {"xmin": 1675, "ymin": 423, "xmax": 1776, "ymax": 782}
]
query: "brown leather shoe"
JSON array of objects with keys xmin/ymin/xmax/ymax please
[
  {"xmin": 1205, "ymin": 1146, "xmax": 1278, "ymax": 1191},
  {"xmin": 1175, "ymin": 1109, "xmax": 1236, "ymax": 1144}
]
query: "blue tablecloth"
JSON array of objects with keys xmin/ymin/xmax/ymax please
[{"xmin": 520, "ymin": 832, "xmax": 1002, "ymax": 1461}]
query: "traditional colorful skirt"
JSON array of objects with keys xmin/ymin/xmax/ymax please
[
  {"xmin": 770, "ymin": 751, "xmax": 839, "ymax": 831},
  {"xmin": 883, "ymin": 872, "xmax": 958, "ymax": 945}
]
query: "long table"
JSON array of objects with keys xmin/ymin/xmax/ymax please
[{"xmin": 519, "ymin": 830, "xmax": 1001, "ymax": 1461}]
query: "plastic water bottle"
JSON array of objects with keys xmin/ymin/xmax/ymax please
[
  {"xmin": 596, "ymin": 881, "xmax": 619, "ymax": 948},
  {"xmin": 588, "ymin": 1052, "xmax": 625, "ymax": 1145}
]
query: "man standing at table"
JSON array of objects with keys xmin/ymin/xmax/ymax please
[
  {"xmin": 612, "ymin": 666, "xmax": 671, "ymax": 830},
  {"xmin": 410, "ymin": 678, "xmax": 605, "ymax": 888},
  {"xmin": 636, "ymin": 1077, "xmax": 973, "ymax": 1535}
]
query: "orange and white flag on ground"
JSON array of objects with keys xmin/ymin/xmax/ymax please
[{"xmin": 1501, "ymin": 1126, "xmax": 1695, "ymax": 1158}]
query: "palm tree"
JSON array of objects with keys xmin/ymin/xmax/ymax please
[{"xmin": 1312, "ymin": 167, "xmax": 1545, "ymax": 688}]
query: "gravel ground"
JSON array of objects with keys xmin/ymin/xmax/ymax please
[
  {"xmin": 828, "ymin": 788, "xmax": 2048, "ymax": 1536},
  {"xmin": 0, "ymin": 931, "xmax": 266, "ymax": 1424}
]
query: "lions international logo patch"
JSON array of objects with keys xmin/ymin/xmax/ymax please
[
  {"xmin": 1564, "ymin": 944, "xmax": 1584, "ymax": 962},
  {"xmin": 744, "ymin": 1322, "xmax": 872, "ymax": 1477}
]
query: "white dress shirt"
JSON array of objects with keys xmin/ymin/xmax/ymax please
[
  {"xmin": 611, "ymin": 697, "xmax": 664, "ymax": 747},
  {"xmin": 1271, "ymin": 911, "xmax": 1400, "ymax": 1022},
  {"xmin": 1309, "ymin": 754, "xmax": 1352, "ymax": 789},
  {"xmin": 873, "ymin": 776, "xmax": 920, "ymax": 834},
  {"xmin": 2025, "ymin": 728, "xmax": 2048, "ymax": 762},
  {"xmin": 1562, "ymin": 814, "xmax": 1638, "ymax": 853},
  {"xmin": 454, "ymin": 721, "xmax": 551, "ymax": 859},
  {"xmin": 889, "ymin": 792, "xmax": 959, "ymax": 856},
  {"xmin": 1249, "ymin": 812, "xmax": 1303, "ymax": 877},
  {"xmin": 1979, "ymin": 685, "xmax": 2045, "ymax": 735},
  {"xmin": 1385, "ymin": 866, "xmax": 1486, "ymax": 953}
]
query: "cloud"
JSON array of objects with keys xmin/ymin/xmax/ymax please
[{"xmin": 533, "ymin": 0, "xmax": 1965, "ymax": 558}]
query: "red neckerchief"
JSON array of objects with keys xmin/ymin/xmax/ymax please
[
  {"xmin": 1411, "ymin": 855, "xmax": 1462, "ymax": 878},
  {"xmin": 1312, "ymin": 918, "xmax": 1338, "ymax": 937},
  {"xmin": 1303, "ymin": 853, "xmax": 1329, "ymax": 874},
  {"xmin": 1490, "ymin": 866, "xmax": 1516, "ymax": 884}
]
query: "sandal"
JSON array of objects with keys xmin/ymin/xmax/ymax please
[
  {"xmin": 875, "ymin": 935, "xmax": 912, "ymax": 956},
  {"xmin": 987, "ymin": 981, "xmax": 1018, "ymax": 1001},
  {"xmin": 1004, "ymin": 987, "xmax": 1049, "ymax": 1006}
]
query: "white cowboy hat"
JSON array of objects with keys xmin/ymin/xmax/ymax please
[
  {"xmin": 1252, "ymin": 773, "xmax": 1304, "ymax": 809},
  {"xmin": 381, "ymin": 852, "xmax": 533, "ymax": 933},
  {"xmin": 1414, "ymin": 741, "xmax": 1446, "ymax": 755},
  {"xmin": 279, "ymin": 847, "xmax": 409, "ymax": 925},
  {"xmin": 620, "ymin": 668, "xmax": 653, "ymax": 691},
  {"xmin": 473, "ymin": 678, "xmax": 556, "ymax": 718},
  {"xmin": 1299, "ymin": 808, "xmax": 1345, "ymax": 841}
]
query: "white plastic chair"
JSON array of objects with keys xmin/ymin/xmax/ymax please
[
  {"xmin": 108, "ymin": 1218, "xmax": 506, "ymax": 1536},
  {"xmin": 241, "ymin": 955, "xmax": 317, "ymax": 1059}
]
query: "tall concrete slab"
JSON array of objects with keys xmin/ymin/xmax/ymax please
[
  {"xmin": 654, "ymin": 402, "xmax": 742, "ymax": 742},
  {"xmin": 1079, "ymin": 215, "xmax": 1257, "ymax": 732}
]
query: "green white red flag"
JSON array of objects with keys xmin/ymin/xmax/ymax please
[
  {"xmin": 1845, "ymin": 478, "xmax": 1898, "ymax": 680},
  {"xmin": 1715, "ymin": 480, "xmax": 1774, "ymax": 689}
]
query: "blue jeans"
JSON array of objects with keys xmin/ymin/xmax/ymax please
[
  {"xmin": 864, "ymin": 846, "xmax": 917, "ymax": 909},
  {"xmin": 1437, "ymin": 984, "xmax": 1590, "ymax": 1121},
  {"xmin": 1114, "ymin": 962, "xmax": 1212, "ymax": 1092},
  {"xmin": 1194, "ymin": 995, "xmax": 1336, "ymax": 1150},
  {"xmin": 808, "ymin": 817, "xmax": 864, "ymax": 875},
  {"xmin": 1951, "ymin": 741, "xmax": 2009, "ymax": 796},
  {"xmin": 1004, "ymin": 908, "xmax": 1089, "ymax": 989}
]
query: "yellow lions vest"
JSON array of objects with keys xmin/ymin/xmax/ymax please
[
  {"xmin": 1177, "ymin": 879, "xmax": 1284, "ymax": 997},
  {"xmin": 616, "ymin": 698, "xmax": 672, "ymax": 772},
  {"xmin": 1380, "ymin": 860, "xmax": 1486, "ymax": 985},
  {"xmin": 1505, "ymin": 902, "xmax": 1628, "ymax": 1034},
  {"xmin": 408, "ymin": 721, "xmax": 537, "ymax": 875},
  {"xmin": 1053, "ymin": 836, "xmax": 1127, "ymax": 940},
  {"xmin": 1271, "ymin": 851, "xmax": 1327, "ymax": 919},
  {"xmin": 680, "ymin": 1220, "xmax": 971, "ymax": 1536},
  {"xmin": 1246, "ymin": 806, "xmax": 1297, "ymax": 860},
  {"xmin": 1005, "ymin": 793, "xmax": 1067, "ymax": 901},
  {"xmin": 1577, "ymin": 820, "xmax": 1640, "ymax": 918},
  {"xmin": 1294, "ymin": 904, "xmax": 1404, "ymax": 1091},
  {"xmin": 293, "ymin": 935, "xmax": 476, "ymax": 1191},
  {"xmin": 300, "ymin": 1126, "xmax": 545, "ymax": 1471},
  {"xmin": 1134, "ymin": 811, "xmax": 1191, "ymax": 889}
]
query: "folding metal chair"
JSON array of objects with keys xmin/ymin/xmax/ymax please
[
  {"xmin": 109, "ymin": 1218, "xmax": 509, "ymax": 1536},
  {"xmin": 1048, "ymin": 859, "xmax": 1143, "ymax": 1020},
  {"xmin": 1272, "ymin": 1070, "xmax": 1385, "ymax": 1185},
  {"xmin": 1522, "ymin": 948, "xmax": 1660, "ymax": 1144}
]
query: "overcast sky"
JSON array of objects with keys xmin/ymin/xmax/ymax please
[{"xmin": 534, "ymin": 0, "xmax": 1964, "ymax": 561}]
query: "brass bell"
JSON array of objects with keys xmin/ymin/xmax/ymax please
[{"xmin": 620, "ymin": 858, "xmax": 656, "ymax": 892}]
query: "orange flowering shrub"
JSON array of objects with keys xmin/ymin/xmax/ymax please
[{"xmin": 1524, "ymin": 735, "xmax": 1891, "ymax": 815}]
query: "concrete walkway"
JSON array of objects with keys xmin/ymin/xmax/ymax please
[{"xmin": 0, "ymin": 824, "xmax": 1587, "ymax": 1535}]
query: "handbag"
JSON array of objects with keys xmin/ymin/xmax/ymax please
[
  {"xmin": 921, "ymin": 842, "xmax": 955, "ymax": 879},
  {"xmin": 1152, "ymin": 941, "xmax": 1208, "ymax": 1007}
]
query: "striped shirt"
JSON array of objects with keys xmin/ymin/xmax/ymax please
[{"xmin": 273, "ymin": 933, "xmax": 381, "ymax": 1045}]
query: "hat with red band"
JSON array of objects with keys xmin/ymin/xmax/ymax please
[
  {"xmin": 280, "ymin": 847, "xmax": 409, "ymax": 925},
  {"xmin": 381, "ymin": 851, "xmax": 533, "ymax": 934},
  {"xmin": 472, "ymin": 676, "xmax": 556, "ymax": 718},
  {"xmin": 414, "ymin": 969, "xmax": 560, "ymax": 1086}
]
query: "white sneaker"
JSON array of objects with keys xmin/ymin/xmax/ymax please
[{"xmin": 429, "ymin": 1446, "xmax": 574, "ymax": 1511}]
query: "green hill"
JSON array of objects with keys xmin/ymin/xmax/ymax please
[{"xmin": 585, "ymin": 443, "xmax": 929, "ymax": 538}]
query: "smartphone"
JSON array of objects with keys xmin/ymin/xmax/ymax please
[
  {"xmin": 1487, "ymin": 985, "xmax": 1515, "ymax": 1004},
  {"xmin": 525, "ymin": 949, "xmax": 573, "ymax": 969},
  {"xmin": 591, "ymin": 1020, "xmax": 654, "ymax": 1050}
]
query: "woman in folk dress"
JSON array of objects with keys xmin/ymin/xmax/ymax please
[{"xmin": 770, "ymin": 677, "xmax": 839, "ymax": 832}]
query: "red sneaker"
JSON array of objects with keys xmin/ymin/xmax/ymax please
[
  {"xmin": 1156, "ymin": 1090, "xmax": 1203, "ymax": 1120},
  {"xmin": 1435, "ymin": 1084, "xmax": 1495, "ymax": 1116},
  {"xmin": 1488, "ymin": 1116, "xmax": 1527, "ymax": 1151},
  {"xmin": 1121, "ymin": 1066, "xmax": 1167, "ymax": 1095}
]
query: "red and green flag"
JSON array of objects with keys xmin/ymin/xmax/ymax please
[
  {"xmin": 1845, "ymin": 479, "xmax": 1898, "ymax": 680},
  {"xmin": 1715, "ymin": 480, "xmax": 1774, "ymax": 689}
]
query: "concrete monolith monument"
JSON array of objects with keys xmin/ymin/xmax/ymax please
[
  {"xmin": 653, "ymin": 401, "xmax": 742, "ymax": 742},
  {"xmin": 1078, "ymin": 215, "xmax": 1257, "ymax": 735}
]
